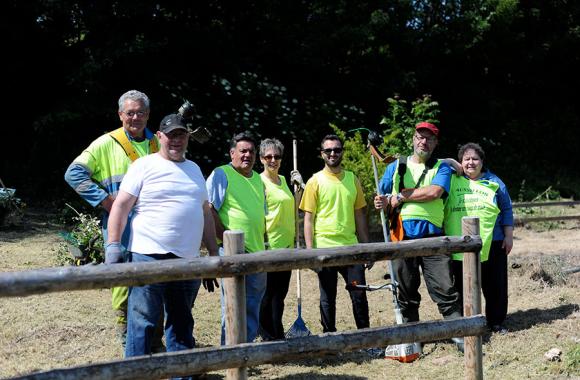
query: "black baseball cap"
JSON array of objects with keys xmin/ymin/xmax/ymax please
[{"xmin": 159, "ymin": 114, "xmax": 189, "ymax": 134}]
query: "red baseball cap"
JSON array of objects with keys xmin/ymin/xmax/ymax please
[{"xmin": 415, "ymin": 122, "xmax": 439, "ymax": 137}]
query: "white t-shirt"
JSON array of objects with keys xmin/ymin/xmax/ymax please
[{"xmin": 120, "ymin": 153, "xmax": 208, "ymax": 258}]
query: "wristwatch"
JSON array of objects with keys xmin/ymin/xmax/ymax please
[{"xmin": 396, "ymin": 193, "xmax": 405, "ymax": 203}]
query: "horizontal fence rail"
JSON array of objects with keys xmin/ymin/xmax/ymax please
[
  {"xmin": 512, "ymin": 200, "xmax": 580, "ymax": 226},
  {"xmin": 512, "ymin": 200, "xmax": 580, "ymax": 208},
  {"xmin": 0, "ymin": 235, "xmax": 481, "ymax": 298},
  {"xmin": 514, "ymin": 215, "xmax": 580, "ymax": 226},
  {"xmin": 13, "ymin": 316, "xmax": 487, "ymax": 380}
]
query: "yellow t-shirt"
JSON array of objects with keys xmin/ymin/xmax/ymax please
[
  {"xmin": 262, "ymin": 174, "xmax": 295, "ymax": 249},
  {"xmin": 299, "ymin": 168, "xmax": 366, "ymax": 248}
]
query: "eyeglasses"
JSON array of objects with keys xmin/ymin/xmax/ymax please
[
  {"xmin": 413, "ymin": 134, "xmax": 436, "ymax": 143},
  {"xmin": 262, "ymin": 155, "xmax": 282, "ymax": 161},
  {"xmin": 321, "ymin": 148, "xmax": 343, "ymax": 155},
  {"xmin": 122, "ymin": 110, "xmax": 148, "ymax": 118}
]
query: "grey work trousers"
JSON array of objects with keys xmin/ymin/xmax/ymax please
[{"xmin": 392, "ymin": 250, "xmax": 461, "ymax": 323}]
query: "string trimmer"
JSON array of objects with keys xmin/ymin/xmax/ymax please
[{"xmin": 348, "ymin": 128, "xmax": 421, "ymax": 363}]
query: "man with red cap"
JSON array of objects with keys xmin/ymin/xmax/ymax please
[{"xmin": 374, "ymin": 121, "xmax": 463, "ymax": 352}]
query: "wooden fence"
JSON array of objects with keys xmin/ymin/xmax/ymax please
[
  {"xmin": 512, "ymin": 200, "xmax": 580, "ymax": 226},
  {"xmin": 0, "ymin": 217, "xmax": 485, "ymax": 380}
]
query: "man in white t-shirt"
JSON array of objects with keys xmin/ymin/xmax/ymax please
[{"xmin": 106, "ymin": 113, "xmax": 219, "ymax": 359}]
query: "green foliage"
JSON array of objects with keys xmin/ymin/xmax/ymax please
[
  {"xmin": 335, "ymin": 94, "xmax": 441, "ymax": 202},
  {"xmin": 0, "ymin": 188, "xmax": 24, "ymax": 209},
  {"xmin": 55, "ymin": 205, "xmax": 103, "ymax": 266},
  {"xmin": 564, "ymin": 344, "xmax": 580, "ymax": 374},
  {"xmin": 530, "ymin": 186, "xmax": 561, "ymax": 203},
  {"xmin": 163, "ymin": 71, "xmax": 367, "ymax": 173},
  {"xmin": 54, "ymin": 242, "xmax": 74, "ymax": 266},
  {"xmin": 0, "ymin": 186, "xmax": 25, "ymax": 225},
  {"xmin": 331, "ymin": 94, "xmax": 441, "ymax": 239},
  {"xmin": 330, "ymin": 125, "xmax": 382, "ymax": 206},
  {"xmin": 379, "ymin": 94, "xmax": 440, "ymax": 157}
]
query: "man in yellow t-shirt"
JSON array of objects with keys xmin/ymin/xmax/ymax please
[{"xmin": 300, "ymin": 134, "xmax": 370, "ymax": 333}]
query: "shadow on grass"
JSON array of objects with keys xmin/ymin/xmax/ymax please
[
  {"xmin": 250, "ymin": 364, "xmax": 371, "ymax": 380},
  {"xmin": 278, "ymin": 350, "xmax": 383, "ymax": 369},
  {"xmin": 274, "ymin": 375, "xmax": 368, "ymax": 380},
  {"xmin": 0, "ymin": 208, "xmax": 63, "ymax": 241},
  {"xmin": 505, "ymin": 303, "xmax": 578, "ymax": 333},
  {"xmin": 248, "ymin": 362, "xmax": 368, "ymax": 380},
  {"xmin": 202, "ymin": 373, "xmax": 367, "ymax": 380},
  {"xmin": 199, "ymin": 350, "xmax": 382, "ymax": 379}
]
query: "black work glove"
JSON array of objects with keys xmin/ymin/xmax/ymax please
[{"xmin": 202, "ymin": 278, "xmax": 219, "ymax": 292}]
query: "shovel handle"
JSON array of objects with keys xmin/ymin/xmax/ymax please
[{"xmin": 293, "ymin": 139, "xmax": 298, "ymax": 177}]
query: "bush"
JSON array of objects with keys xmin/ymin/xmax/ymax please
[
  {"xmin": 54, "ymin": 205, "xmax": 104, "ymax": 266},
  {"xmin": 331, "ymin": 94, "xmax": 441, "ymax": 238},
  {"xmin": 0, "ymin": 186, "xmax": 25, "ymax": 225},
  {"xmin": 564, "ymin": 344, "xmax": 580, "ymax": 375}
]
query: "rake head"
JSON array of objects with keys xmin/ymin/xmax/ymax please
[{"xmin": 285, "ymin": 316, "xmax": 311, "ymax": 339}]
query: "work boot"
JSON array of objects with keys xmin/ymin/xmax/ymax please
[
  {"xmin": 113, "ymin": 308, "xmax": 128, "ymax": 349},
  {"xmin": 361, "ymin": 347, "xmax": 384, "ymax": 358},
  {"xmin": 491, "ymin": 324, "xmax": 508, "ymax": 335},
  {"xmin": 115, "ymin": 322, "xmax": 127, "ymax": 349},
  {"xmin": 451, "ymin": 337, "xmax": 464, "ymax": 353}
]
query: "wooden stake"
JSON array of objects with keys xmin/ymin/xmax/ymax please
[
  {"xmin": 462, "ymin": 217, "xmax": 483, "ymax": 380},
  {"xmin": 223, "ymin": 230, "xmax": 247, "ymax": 380}
]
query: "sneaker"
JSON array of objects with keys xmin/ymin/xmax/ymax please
[
  {"xmin": 362, "ymin": 347, "xmax": 384, "ymax": 357},
  {"xmin": 451, "ymin": 337, "xmax": 464, "ymax": 353},
  {"xmin": 491, "ymin": 325, "xmax": 508, "ymax": 335},
  {"xmin": 151, "ymin": 342, "xmax": 166, "ymax": 354}
]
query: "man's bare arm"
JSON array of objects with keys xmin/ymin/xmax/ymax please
[
  {"xmin": 391, "ymin": 185, "xmax": 445, "ymax": 208},
  {"xmin": 202, "ymin": 201, "xmax": 219, "ymax": 256},
  {"xmin": 209, "ymin": 204, "xmax": 226, "ymax": 242},
  {"xmin": 354, "ymin": 207, "xmax": 369, "ymax": 243},
  {"xmin": 107, "ymin": 191, "xmax": 137, "ymax": 243},
  {"xmin": 303, "ymin": 211, "xmax": 314, "ymax": 249}
]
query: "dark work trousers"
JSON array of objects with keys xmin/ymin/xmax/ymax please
[
  {"xmin": 259, "ymin": 270, "xmax": 292, "ymax": 340},
  {"xmin": 317, "ymin": 264, "xmax": 370, "ymax": 332},
  {"xmin": 393, "ymin": 239, "xmax": 461, "ymax": 323},
  {"xmin": 452, "ymin": 240, "xmax": 508, "ymax": 327}
]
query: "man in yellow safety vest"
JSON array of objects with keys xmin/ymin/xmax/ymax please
[{"xmin": 64, "ymin": 90, "xmax": 160, "ymax": 349}]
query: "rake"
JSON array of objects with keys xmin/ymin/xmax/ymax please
[{"xmin": 285, "ymin": 139, "xmax": 312, "ymax": 339}]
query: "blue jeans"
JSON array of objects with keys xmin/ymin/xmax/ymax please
[
  {"xmin": 126, "ymin": 253, "xmax": 201, "ymax": 360},
  {"xmin": 220, "ymin": 272, "xmax": 267, "ymax": 345}
]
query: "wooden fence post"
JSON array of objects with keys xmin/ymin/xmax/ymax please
[
  {"xmin": 223, "ymin": 230, "xmax": 248, "ymax": 380},
  {"xmin": 462, "ymin": 217, "xmax": 483, "ymax": 380}
]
